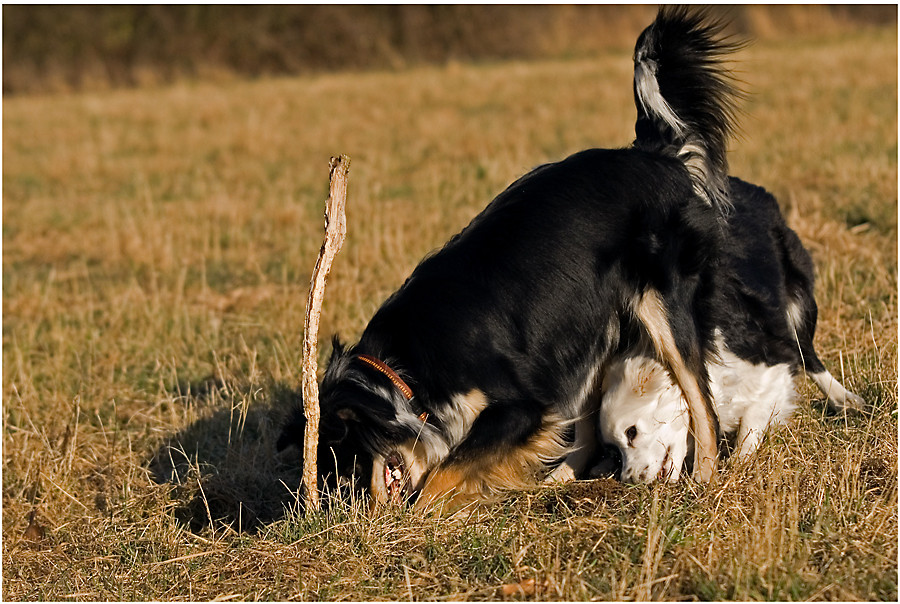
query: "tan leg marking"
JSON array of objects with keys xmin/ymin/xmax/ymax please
[
  {"xmin": 414, "ymin": 413, "xmax": 569, "ymax": 514},
  {"xmin": 414, "ymin": 466, "xmax": 470, "ymax": 513},
  {"xmin": 634, "ymin": 290, "xmax": 718, "ymax": 482}
]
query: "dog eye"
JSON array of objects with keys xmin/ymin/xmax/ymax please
[{"xmin": 625, "ymin": 426, "xmax": 638, "ymax": 445}]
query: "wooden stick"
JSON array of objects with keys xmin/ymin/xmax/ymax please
[{"xmin": 301, "ymin": 155, "xmax": 349, "ymax": 512}]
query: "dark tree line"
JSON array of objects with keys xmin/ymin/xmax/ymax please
[{"xmin": 4, "ymin": 5, "xmax": 894, "ymax": 94}]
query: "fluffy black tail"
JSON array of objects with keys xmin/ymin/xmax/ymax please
[{"xmin": 633, "ymin": 6, "xmax": 745, "ymax": 214}]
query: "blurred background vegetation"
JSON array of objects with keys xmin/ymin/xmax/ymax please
[{"xmin": 4, "ymin": 4, "xmax": 896, "ymax": 95}]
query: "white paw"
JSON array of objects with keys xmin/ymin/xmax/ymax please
[
  {"xmin": 829, "ymin": 389, "xmax": 866, "ymax": 413},
  {"xmin": 545, "ymin": 463, "xmax": 577, "ymax": 484}
]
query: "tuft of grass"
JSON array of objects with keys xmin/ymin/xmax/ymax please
[{"xmin": 4, "ymin": 22, "xmax": 897, "ymax": 601}]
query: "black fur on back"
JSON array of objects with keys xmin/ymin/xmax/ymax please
[
  {"xmin": 359, "ymin": 149, "xmax": 719, "ymax": 406},
  {"xmin": 715, "ymin": 177, "xmax": 827, "ymax": 375}
]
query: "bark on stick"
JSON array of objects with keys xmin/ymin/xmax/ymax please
[{"xmin": 301, "ymin": 155, "xmax": 349, "ymax": 512}]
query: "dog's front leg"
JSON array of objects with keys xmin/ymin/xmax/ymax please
[
  {"xmin": 634, "ymin": 289, "xmax": 719, "ymax": 482},
  {"xmin": 414, "ymin": 400, "xmax": 567, "ymax": 513}
]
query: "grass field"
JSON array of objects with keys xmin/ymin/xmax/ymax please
[{"xmin": 3, "ymin": 24, "xmax": 898, "ymax": 601}]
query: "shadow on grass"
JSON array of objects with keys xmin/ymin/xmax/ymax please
[
  {"xmin": 147, "ymin": 381, "xmax": 304, "ymax": 534},
  {"xmin": 145, "ymin": 371, "xmax": 891, "ymax": 536}
]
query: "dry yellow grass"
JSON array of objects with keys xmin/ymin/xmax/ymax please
[{"xmin": 3, "ymin": 22, "xmax": 897, "ymax": 601}]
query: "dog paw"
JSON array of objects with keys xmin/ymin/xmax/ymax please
[
  {"xmin": 828, "ymin": 389, "xmax": 866, "ymax": 414},
  {"xmin": 691, "ymin": 453, "xmax": 717, "ymax": 483},
  {"xmin": 843, "ymin": 391, "xmax": 867, "ymax": 412},
  {"xmin": 544, "ymin": 463, "xmax": 577, "ymax": 484}
]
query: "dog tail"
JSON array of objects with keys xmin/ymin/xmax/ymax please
[{"xmin": 633, "ymin": 6, "xmax": 745, "ymax": 214}]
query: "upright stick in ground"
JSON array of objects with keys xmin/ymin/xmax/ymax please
[{"xmin": 301, "ymin": 155, "xmax": 349, "ymax": 512}]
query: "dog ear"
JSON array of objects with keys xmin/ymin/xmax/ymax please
[
  {"xmin": 278, "ymin": 406, "xmax": 358, "ymax": 450},
  {"xmin": 330, "ymin": 335, "xmax": 346, "ymax": 362}
]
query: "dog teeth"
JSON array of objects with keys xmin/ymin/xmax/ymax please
[{"xmin": 391, "ymin": 468, "xmax": 404, "ymax": 482}]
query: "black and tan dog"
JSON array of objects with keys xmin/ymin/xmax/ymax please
[{"xmin": 278, "ymin": 7, "xmax": 744, "ymax": 510}]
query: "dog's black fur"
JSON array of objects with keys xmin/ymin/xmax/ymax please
[
  {"xmin": 708, "ymin": 177, "xmax": 864, "ymax": 409},
  {"xmin": 278, "ymin": 7, "xmax": 744, "ymax": 508},
  {"xmin": 714, "ymin": 178, "xmax": 818, "ymax": 369},
  {"xmin": 590, "ymin": 176, "xmax": 865, "ymax": 481}
]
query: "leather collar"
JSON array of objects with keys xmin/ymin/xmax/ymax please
[{"xmin": 356, "ymin": 354, "xmax": 414, "ymax": 400}]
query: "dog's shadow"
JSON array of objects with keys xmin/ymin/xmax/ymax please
[{"xmin": 147, "ymin": 379, "xmax": 304, "ymax": 533}]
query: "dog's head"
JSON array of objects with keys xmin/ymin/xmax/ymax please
[
  {"xmin": 598, "ymin": 356, "xmax": 690, "ymax": 483},
  {"xmin": 277, "ymin": 337, "xmax": 448, "ymax": 505}
]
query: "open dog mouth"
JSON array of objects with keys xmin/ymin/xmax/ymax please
[{"xmin": 384, "ymin": 451, "xmax": 411, "ymax": 503}]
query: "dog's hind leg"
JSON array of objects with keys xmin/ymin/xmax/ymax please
[
  {"xmin": 793, "ymin": 320, "xmax": 865, "ymax": 411},
  {"xmin": 792, "ymin": 314, "xmax": 865, "ymax": 412},
  {"xmin": 414, "ymin": 401, "xmax": 569, "ymax": 513},
  {"xmin": 784, "ymin": 291, "xmax": 865, "ymax": 412},
  {"xmin": 634, "ymin": 289, "xmax": 719, "ymax": 482},
  {"xmin": 777, "ymin": 227, "xmax": 866, "ymax": 413},
  {"xmin": 809, "ymin": 369, "xmax": 865, "ymax": 412}
]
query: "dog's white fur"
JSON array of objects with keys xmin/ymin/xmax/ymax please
[{"xmin": 598, "ymin": 334, "xmax": 799, "ymax": 483}]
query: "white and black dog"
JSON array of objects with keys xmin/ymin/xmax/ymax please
[
  {"xmin": 595, "ymin": 178, "xmax": 866, "ymax": 483},
  {"xmin": 278, "ymin": 7, "xmax": 745, "ymax": 509}
]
